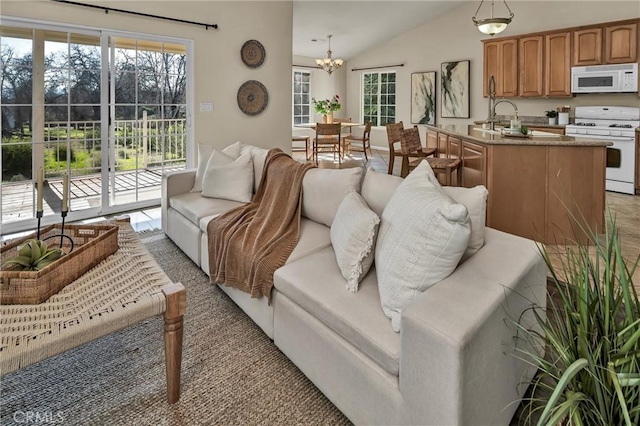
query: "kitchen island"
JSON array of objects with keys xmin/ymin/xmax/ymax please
[{"xmin": 425, "ymin": 124, "xmax": 612, "ymax": 244}]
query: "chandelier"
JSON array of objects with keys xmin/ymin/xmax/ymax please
[
  {"xmin": 472, "ymin": 0, "xmax": 514, "ymax": 36},
  {"xmin": 316, "ymin": 35, "xmax": 343, "ymax": 75}
]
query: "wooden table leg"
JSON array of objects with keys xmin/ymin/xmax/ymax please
[{"xmin": 162, "ymin": 282, "xmax": 186, "ymax": 404}]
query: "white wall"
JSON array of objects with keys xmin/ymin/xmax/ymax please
[
  {"xmin": 346, "ymin": 1, "xmax": 640, "ymax": 148},
  {"xmin": 2, "ymin": 0, "xmax": 293, "ymax": 155}
]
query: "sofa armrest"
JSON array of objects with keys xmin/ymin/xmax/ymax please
[
  {"xmin": 161, "ymin": 169, "xmax": 196, "ymax": 232},
  {"xmin": 398, "ymin": 228, "xmax": 547, "ymax": 425}
]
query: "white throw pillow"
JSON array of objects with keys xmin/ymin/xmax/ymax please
[
  {"xmin": 191, "ymin": 142, "xmax": 242, "ymax": 192},
  {"xmin": 443, "ymin": 185, "xmax": 488, "ymax": 260},
  {"xmin": 239, "ymin": 143, "xmax": 270, "ymax": 193},
  {"xmin": 375, "ymin": 161, "xmax": 471, "ymax": 332},
  {"xmin": 302, "ymin": 167, "xmax": 363, "ymax": 227},
  {"xmin": 201, "ymin": 150, "xmax": 253, "ymax": 203},
  {"xmin": 362, "ymin": 167, "xmax": 488, "ymax": 261},
  {"xmin": 330, "ymin": 192, "xmax": 380, "ymax": 293}
]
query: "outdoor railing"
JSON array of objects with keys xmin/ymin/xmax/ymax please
[{"xmin": 43, "ymin": 114, "xmax": 187, "ymax": 176}]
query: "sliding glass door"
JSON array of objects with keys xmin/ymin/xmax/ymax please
[
  {"xmin": 1, "ymin": 21, "xmax": 191, "ymax": 234},
  {"xmin": 107, "ymin": 36, "xmax": 187, "ymax": 208}
]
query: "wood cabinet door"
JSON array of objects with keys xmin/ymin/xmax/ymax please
[
  {"xmin": 449, "ymin": 137, "xmax": 462, "ymax": 159},
  {"xmin": 519, "ymin": 36, "xmax": 544, "ymax": 97},
  {"xmin": 573, "ymin": 27, "xmax": 602, "ymax": 65},
  {"xmin": 426, "ymin": 129, "xmax": 438, "ymax": 151},
  {"xmin": 462, "ymin": 140, "xmax": 487, "ymax": 188},
  {"xmin": 500, "ymin": 39, "xmax": 519, "ymax": 97},
  {"xmin": 437, "ymin": 133, "xmax": 448, "ymax": 158},
  {"xmin": 545, "ymin": 31, "xmax": 572, "ymax": 97},
  {"xmin": 605, "ymin": 23, "xmax": 637, "ymax": 63},
  {"xmin": 483, "ymin": 41, "xmax": 500, "ymax": 97}
]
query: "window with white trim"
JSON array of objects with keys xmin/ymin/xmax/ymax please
[
  {"xmin": 362, "ymin": 71, "xmax": 395, "ymax": 126},
  {"xmin": 292, "ymin": 70, "xmax": 310, "ymax": 125}
]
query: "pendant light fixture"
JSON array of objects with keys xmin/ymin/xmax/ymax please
[
  {"xmin": 472, "ymin": 0, "xmax": 514, "ymax": 36},
  {"xmin": 316, "ymin": 35, "xmax": 344, "ymax": 75}
]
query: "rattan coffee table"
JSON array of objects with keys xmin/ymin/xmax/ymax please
[{"xmin": 0, "ymin": 218, "xmax": 186, "ymax": 403}]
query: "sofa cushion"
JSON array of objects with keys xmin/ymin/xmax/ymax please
[
  {"xmin": 376, "ymin": 161, "xmax": 471, "ymax": 332},
  {"xmin": 301, "ymin": 167, "xmax": 363, "ymax": 227},
  {"xmin": 288, "ymin": 218, "xmax": 332, "ymax": 264},
  {"xmin": 170, "ymin": 192, "xmax": 244, "ymax": 225},
  {"xmin": 274, "ymin": 246, "xmax": 400, "ymax": 376},
  {"xmin": 191, "ymin": 142, "xmax": 242, "ymax": 193},
  {"xmin": 361, "ymin": 168, "xmax": 403, "ymax": 217},
  {"xmin": 201, "ymin": 150, "xmax": 253, "ymax": 203},
  {"xmin": 330, "ymin": 192, "xmax": 380, "ymax": 292},
  {"xmin": 200, "ymin": 216, "xmax": 330, "ymax": 262}
]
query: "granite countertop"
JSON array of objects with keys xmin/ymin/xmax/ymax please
[
  {"xmin": 428, "ymin": 125, "xmax": 613, "ymax": 147},
  {"xmin": 473, "ymin": 120, "xmax": 566, "ymax": 130}
]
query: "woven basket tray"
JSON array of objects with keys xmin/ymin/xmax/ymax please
[{"xmin": 0, "ymin": 223, "xmax": 119, "ymax": 304}]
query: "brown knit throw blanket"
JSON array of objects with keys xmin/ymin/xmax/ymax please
[{"xmin": 207, "ymin": 148, "xmax": 314, "ymax": 300}]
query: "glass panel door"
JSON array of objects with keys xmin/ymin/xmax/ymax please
[
  {"xmin": 108, "ymin": 36, "xmax": 187, "ymax": 208},
  {"xmin": 1, "ymin": 26, "xmax": 101, "ymax": 227}
]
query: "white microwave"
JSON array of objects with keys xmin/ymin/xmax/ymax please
[{"xmin": 571, "ymin": 63, "xmax": 638, "ymax": 93}]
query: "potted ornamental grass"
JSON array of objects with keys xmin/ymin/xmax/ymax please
[
  {"xmin": 514, "ymin": 211, "xmax": 639, "ymax": 425},
  {"xmin": 312, "ymin": 95, "xmax": 341, "ymax": 123},
  {"xmin": 545, "ymin": 110, "xmax": 558, "ymax": 125}
]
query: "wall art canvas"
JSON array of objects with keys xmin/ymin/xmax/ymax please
[
  {"xmin": 441, "ymin": 60, "xmax": 470, "ymax": 118},
  {"xmin": 411, "ymin": 72, "xmax": 436, "ymax": 125}
]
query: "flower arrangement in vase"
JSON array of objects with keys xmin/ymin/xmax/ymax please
[
  {"xmin": 545, "ymin": 110, "xmax": 558, "ymax": 125},
  {"xmin": 312, "ymin": 95, "xmax": 341, "ymax": 123}
]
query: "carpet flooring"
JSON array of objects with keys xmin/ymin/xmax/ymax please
[{"xmin": 0, "ymin": 231, "xmax": 350, "ymax": 425}]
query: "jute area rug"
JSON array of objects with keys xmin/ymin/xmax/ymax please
[{"xmin": 0, "ymin": 231, "xmax": 350, "ymax": 426}]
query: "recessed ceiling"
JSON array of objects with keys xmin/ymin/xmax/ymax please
[{"xmin": 293, "ymin": 1, "xmax": 468, "ymax": 60}]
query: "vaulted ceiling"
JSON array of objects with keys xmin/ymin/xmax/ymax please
[{"xmin": 293, "ymin": 1, "xmax": 468, "ymax": 60}]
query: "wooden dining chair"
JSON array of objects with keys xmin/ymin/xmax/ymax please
[
  {"xmin": 386, "ymin": 122, "xmax": 436, "ymax": 177},
  {"xmin": 344, "ymin": 122, "xmax": 372, "ymax": 160},
  {"xmin": 313, "ymin": 123, "xmax": 342, "ymax": 165},
  {"xmin": 402, "ymin": 126, "xmax": 462, "ymax": 186}
]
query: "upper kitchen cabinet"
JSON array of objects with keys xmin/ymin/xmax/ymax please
[
  {"xmin": 519, "ymin": 36, "xmax": 544, "ymax": 97},
  {"xmin": 605, "ymin": 23, "xmax": 637, "ymax": 64},
  {"xmin": 573, "ymin": 27, "xmax": 603, "ymax": 66},
  {"xmin": 483, "ymin": 39, "xmax": 518, "ymax": 97},
  {"xmin": 573, "ymin": 22, "xmax": 638, "ymax": 65},
  {"xmin": 545, "ymin": 31, "xmax": 572, "ymax": 97}
]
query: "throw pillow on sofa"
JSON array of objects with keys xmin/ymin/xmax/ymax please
[
  {"xmin": 191, "ymin": 142, "xmax": 242, "ymax": 192},
  {"xmin": 330, "ymin": 192, "xmax": 380, "ymax": 293},
  {"xmin": 375, "ymin": 161, "xmax": 471, "ymax": 332},
  {"xmin": 361, "ymin": 167, "xmax": 488, "ymax": 260},
  {"xmin": 301, "ymin": 167, "xmax": 363, "ymax": 227},
  {"xmin": 201, "ymin": 149, "xmax": 253, "ymax": 203}
]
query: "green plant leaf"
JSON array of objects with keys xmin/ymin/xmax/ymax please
[{"xmin": 537, "ymin": 359, "xmax": 588, "ymax": 426}]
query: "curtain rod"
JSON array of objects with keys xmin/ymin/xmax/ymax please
[
  {"xmin": 351, "ymin": 64, "xmax": 404, "ymax": 72},
  {"xmin": 50, "ymin": 0, "xmax": 218, "ymax": 30},
  {"xmin": 293, "ymin": 64, "xmax": 320, "ymax": 69}
]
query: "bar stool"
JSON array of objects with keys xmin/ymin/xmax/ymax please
[
  {"xmin": 409, "ymin": 157, "xmax": 462, "ymax": 186},
  {"xmin": 292, "ymin": 135, "xmax": 311, "ymax": 161}
]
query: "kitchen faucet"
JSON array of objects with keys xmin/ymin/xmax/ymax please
[{"xmin": 486, "ymin": 76, "xmax": 518, "ymax": 130}]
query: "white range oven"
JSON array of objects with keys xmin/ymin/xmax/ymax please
[{"xmin": 565, "ymin": 106, "xmax": 639, "ymax": 195}]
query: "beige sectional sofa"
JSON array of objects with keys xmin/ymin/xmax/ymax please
[{"xmin": 161, "ymin": 143, "xmax": 547, "ymax": 425}]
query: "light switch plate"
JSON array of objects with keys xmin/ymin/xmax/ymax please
[{"xmin": 200, "ymin": 102, "xmax": 213, "ymax": 112}]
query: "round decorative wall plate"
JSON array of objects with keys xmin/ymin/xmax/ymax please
[
  {"xmin": 241, "ymin": 40, "xmax": 266, "ymax": 68},
  {"xmin": 237, "ymin": 80, "xmax": 268, "ymax": 116}
]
